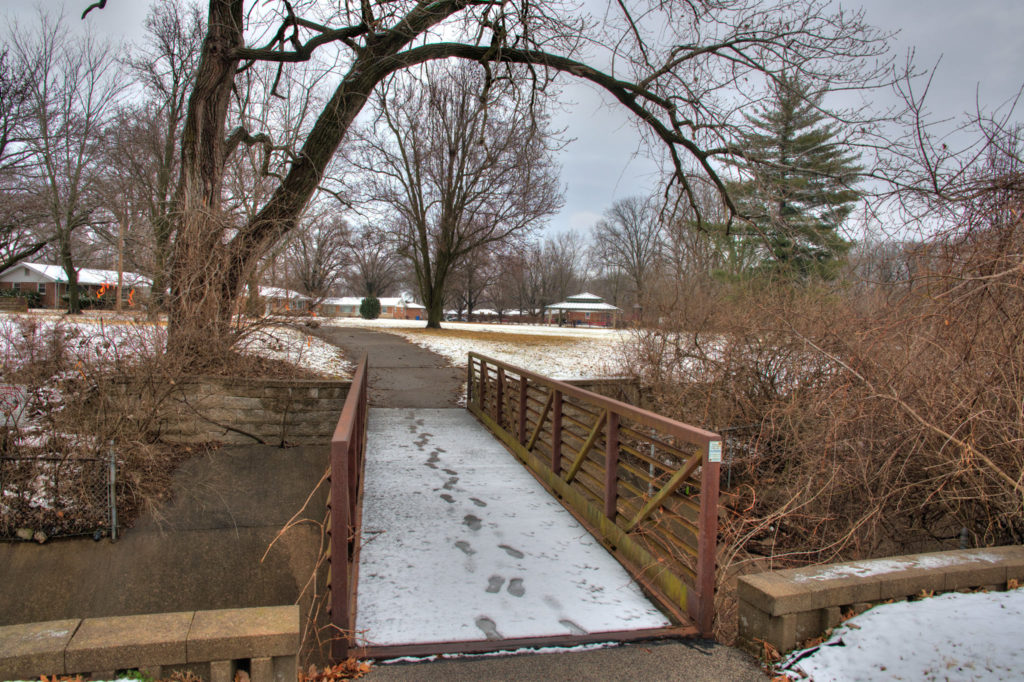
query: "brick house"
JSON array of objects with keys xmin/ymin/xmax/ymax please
[
  {"xmin": 544, "ymin": 292, "xmax": 623, "ymax": 327},
  {"xmin": 258, "ymin": 286, "xmax": 312, "ymax": 314},
  {"xmin": 318, "ymin": 295, "xmax": 426, "ymax": 320},
  {"xmin": 0, "ymin": 262, "xmax": 151, "ymax": 308}
]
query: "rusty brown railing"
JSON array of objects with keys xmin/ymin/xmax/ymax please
[
  {"xmin": 466, "ymin": 352, "xmax": 722, "ymax": 636},
  {"xmin": 328, "ymin": 355, "xmax": 369, "ymax": 660}
]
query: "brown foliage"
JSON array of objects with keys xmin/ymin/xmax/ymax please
[{"xmin": 619, "ymin": 158, "xmax": 1024, "ymax": 642}]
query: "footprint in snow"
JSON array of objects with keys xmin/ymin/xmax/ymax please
[
  {"xmin": 498, "ymin": 544, "xmax": 524, "ymax": 559},
  {"xmin": 475, "ymin": 616, "xmax": 502, "ymax": 640}
]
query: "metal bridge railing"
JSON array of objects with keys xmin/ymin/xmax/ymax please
[
  {"xmin": 467, "ymin": 352, "xmax": 722, "ymax": 636},
  {"xmin": 327, "ymin": 355, "xmax": 369, "ymax": 660}
]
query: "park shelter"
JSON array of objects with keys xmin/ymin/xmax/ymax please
[{"xmin": 543, "ymin": 292, "xmax": 622, "ymax": 327}]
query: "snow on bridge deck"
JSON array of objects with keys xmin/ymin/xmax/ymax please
[{"xmin": 356, "ymin": 408, "xmax": 671, "ymax": 648}]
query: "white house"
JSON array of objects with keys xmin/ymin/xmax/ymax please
[
  {"xmin": 0, "ymin": 262, "xmax": 151, "ymax": 308},
  {"xmin": 319, "ymin": 294, "xmax": 426, "ymax": 320}
]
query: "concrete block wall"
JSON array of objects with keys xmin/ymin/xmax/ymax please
[
  {"xmin": 162, "ymin": 376, "xmax": 351, "ymax": 446},
  {"xmin": 737, "ymin": 546, "xmax": 1024, "ymax": 655},
  {"xmin": 0, "ymin": 606, "xmax": 299, "ymax": 682}
]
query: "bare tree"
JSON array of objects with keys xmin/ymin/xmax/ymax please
[
  {"xmin": 355, "ymin": 63, "xmax": 564, "ymax": 327},
  {"xmin": 540, "ymin": 230, "xmax": 588, "ymax": 302},
  {"xmin": 13, "ymin": 14, "xmax": 121, "ymax": 313},
  {"xmin": 592, "ymin": 195, "xmax": 664, "ymax": 309},
  {"xmin": 449, "ymin": 246, "xmax": 500, "ymax": 321},
  {"xmin": 284, "ymin": 211, "xmax": 348, "ymax": 300},
  {"xmin": 343, "ymin": 224, "xmax": 404, "ymax": 298},
  {"xmin": 78, "ymin": 0, "xmax": 891, "ymax": 363},
  {"xmin": 0, "ymin": 48, "xmax": 49, "ymax": 274},
  {"xmin": 123, "ymin": 0, "xmax": 205, "ymax": 305}
]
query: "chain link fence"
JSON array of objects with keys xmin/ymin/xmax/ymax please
[{"xmin": 0, "ymin": 452, "xmax": 117, "ymax": 541}]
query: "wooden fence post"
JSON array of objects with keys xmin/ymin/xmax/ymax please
[
  {"xmin": 478, "ymin": 360, "xmax": 487, "ymax": 412},
  {"xmin": 604, "ymin": 411, "xmax": 619, "ymax": 520},
  {"xmin": 551, "ymin": 390, "xmax": 562, "ymax": 475},
  {"xmin": 329, "ymin": 440, "xmax": 351, "ymax": 661},
  {"xmin": 518, "ymin": 376, "xmax": 528, "ymax": 443},
  {"xmin": 495, "ymin": 367, "xmax": 505, "ymax": 426},
  {"xmin": 696, "ymin": 439, "xmax": 722, "ymax": 637}
]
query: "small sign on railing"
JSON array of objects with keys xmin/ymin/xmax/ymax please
[{"xmin": 708, "ymin": 440, "xmax": 722, "ymax": 463}]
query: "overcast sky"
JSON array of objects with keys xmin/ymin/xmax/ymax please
[{"xmin": 7, "ymin": 0, "xmax": 1023, "ymax": 237}]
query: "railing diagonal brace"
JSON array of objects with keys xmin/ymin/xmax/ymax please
[
  {"xmin": 624, "ymin": 448, "xmax": 704, "ymax": 533},
  {"xmin": 526, "ymin": 391, "xmax": 553, "ymax": 451},
  {"xmin": 564, "ymin": 409, "xmax": 607, "ymax": 484}
]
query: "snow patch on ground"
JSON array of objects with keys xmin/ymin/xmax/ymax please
[
  {"xmin": 0, "ymin": 313, "xmax": 352, "ymax": 379},
  {"xmin": 793, "ymin": 553, "xmax": 1008, "ymax": 583},
  {"xmin": 322, "ymin": 317, "xmax": 628, "ymax": 378},
  {"xmin": 779, "ymin": 588, "xmax": 1024, "ymax": 681},
  {"xmin": 240, "ymin": 324, "xmax": 353, "ymax": 378},
  {"xmin": 380, "ymin": 641, "xmax": 619, "ymax": 664}
]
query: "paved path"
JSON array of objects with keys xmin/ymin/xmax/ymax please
[
  {"xmin": 357, "ymin": 408, "xmax": 670, "ymax": 648},
  {"xmin": 309, "ymin": 325, "xmax": 463, "ymax": 407},
  {"xmin": 366, "ymin": 639, "xmax": 767, "ymax": 681}
]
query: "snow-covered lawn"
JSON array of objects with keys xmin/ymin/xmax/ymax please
[
  {"xmin": 238, "ymin": 324, "xmax": 353, "ymax": 378},
  {"xmin": 779, "ymin": 588, "xmax": 1024, "ymax": 681},
  {"xmin": 322, "ymin": 317, "xmax": 630, "ymax": 379},
  {"xmin": 0, "ymin": 313, "xmax": 352, "ymax": 379}
]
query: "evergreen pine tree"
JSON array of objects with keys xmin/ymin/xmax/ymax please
[
  {"xmin": 729, "ymin": 76, "xmax": 861, "ymax": 279},
  {"xmin": 359, "ymin": 296, "xmax": 381, "ymax": 319}
]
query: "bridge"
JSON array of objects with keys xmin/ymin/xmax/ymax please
[{"xmin": 328, "ymin": 353, "xmax": 723, "ymax": 660}]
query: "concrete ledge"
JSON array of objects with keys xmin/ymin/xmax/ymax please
[
  {"xmin": 0, "ymin": 619, "xmax": 79, "ymax": 681},
  {"xmin": 188, "ymin": 606, "xmax": 299, "ymax": 661},
  {"xmin": 66, "ymin": 612, "xmax": 194, "ymax": 673},
  {"xmin": 0, "ymin": 606, "xmax": 300, "ymax": 681},
  {"xmin": 737, "ymin": 546, "xmax": 1024, "ymax": 654}
]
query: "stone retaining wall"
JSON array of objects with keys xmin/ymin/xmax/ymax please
[
  {"xmin": 737, "ymin": 546, "xmax": 1024, "ymax": 654},
  {"xmin": 0, "ymin": 606, "xmax": 298, "ymax": 682},
  {"xmin": 162, "ymin": 376, "xmax": 350, "ymax": 446}
]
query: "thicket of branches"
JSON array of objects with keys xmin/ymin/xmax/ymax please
[{"xmin": 614, "ymin": 111, "xmax": 1024, "ymax": 641}]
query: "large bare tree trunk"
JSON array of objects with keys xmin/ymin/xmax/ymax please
[{"xmin": 165, "ymin": 0, "xmax": 243, "ymax": 362}]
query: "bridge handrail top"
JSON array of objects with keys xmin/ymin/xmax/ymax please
[{"xmin": 468, "ymin": 351, "xmax": 720, "ymax": 447}]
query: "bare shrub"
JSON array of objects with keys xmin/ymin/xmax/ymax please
[
  {"xmin": 618, "ymin": 143, "xmax": 1024, "ymax": 643},
  {"xmin": 1, "ymin": 315, "xmax": 188, "ymax": 535}
]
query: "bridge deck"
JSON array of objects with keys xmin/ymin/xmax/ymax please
[{"xmin": 356, "ymin": 408, "xmax": 671, "ymax": 653}]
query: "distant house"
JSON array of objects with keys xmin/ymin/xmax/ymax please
[
  {"xmin": 0, "ymin": 262, "xmax": 151, "ymax": 308},
  {"xmin": 257, "ymin": 286, "xmax": 311, "ymax": 315},
  {"xmin": 319, "ymin": 294, "xmax": 426, "ymax": 320},
  {"xmin": 544, "ymin": 292, "xmax": 622, "ymax": 327}
]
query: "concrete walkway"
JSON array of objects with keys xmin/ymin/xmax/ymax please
[
  {"xmin": 309, "ymin": 326, "xmax": 463, "ymax": 407},
  {"xmin": 367, "ymin": 639, "xmax": 767, "ymax": 681},
  {"xmin": 357, "ymin": 408, "xmax": 670, "ymax": 648}
]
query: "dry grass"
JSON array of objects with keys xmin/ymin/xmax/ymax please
[{"xmin": 401, "ymin": 327, "xmax": 582, "ymax": 348}]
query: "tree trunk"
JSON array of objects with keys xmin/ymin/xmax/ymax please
[
  {"xmin": 164, "ymin": 0, "xmax": 243, "ymax": 362},
  {"xmin": 59, "ymin": 231, "xmax": 80, "ymax": 315}
]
